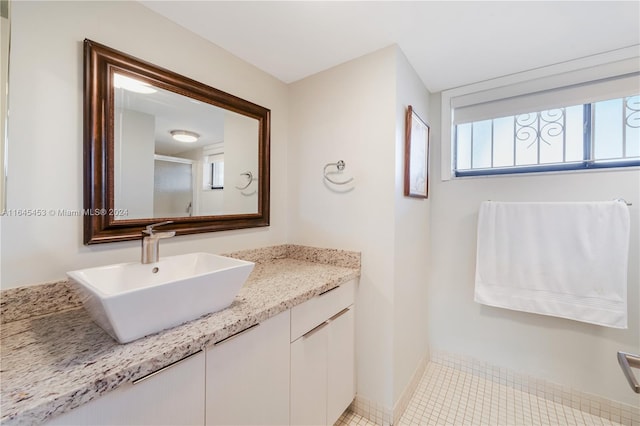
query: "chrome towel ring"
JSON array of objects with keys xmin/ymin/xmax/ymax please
[{"xmin": 323, "ymin": 160, "xmax": 354, "ymax": 185}]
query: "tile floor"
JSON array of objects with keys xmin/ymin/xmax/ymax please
[{"xmin": 336, "ymin": 362, "xmax": 630, "ymax": 426}]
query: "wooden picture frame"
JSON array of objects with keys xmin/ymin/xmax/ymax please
[{"xmin": 404, "ymin": 105, "xmax": 430, "ymax": 198}]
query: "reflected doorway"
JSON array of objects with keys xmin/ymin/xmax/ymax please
[{"xmin": 153, "ymin": 157, "xmax": 194, "ymax": 217}]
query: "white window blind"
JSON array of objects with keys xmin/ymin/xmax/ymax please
[
  {"xmin": 453, "ymin": 73, "xmax": 640, "ymax": 125},
  {"xmin": 441, "ymin": 51, "xmax": 640, "ymax": 179}
]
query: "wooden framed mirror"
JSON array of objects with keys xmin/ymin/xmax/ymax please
[{"xmin": 84, "ymin": 39, "xmax": 270, "ymax": 244}]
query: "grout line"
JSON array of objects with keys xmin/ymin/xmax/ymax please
[{"xmin": 336, "ymin": 360, "xmax": 634, "ymax": 426}]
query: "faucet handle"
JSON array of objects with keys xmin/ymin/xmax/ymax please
[{"xmin": 143, "ymin": 221, "xmax": 174, "ymax": 236}]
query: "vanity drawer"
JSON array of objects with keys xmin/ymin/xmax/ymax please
[{"xmin": 291, "ymin": 279, "xmax": 355, "ymax": 341}]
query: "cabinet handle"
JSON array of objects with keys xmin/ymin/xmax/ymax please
[
  {"xmin": 132, "ymin": 349, "xmax": 202, "ymax": 385},
  {"xmin": 214, "ymin": 322, "xmax": 260, "ymax": 346},
  {"xmin": 319, "ymin": 285, "xmax": 340, "ymax": 296},
  {"xmin": 328, "ymin": 306, "xmax": 352, "ymax": 322},
  {"xmin": 302, "ymin": 321, "xmax": 329, "ymax": 339}
]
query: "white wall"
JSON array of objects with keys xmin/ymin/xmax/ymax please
[
  {"xmin": 223, "ymin": 111, "xmax": 259, "ymax": 214},
  {"xmin": 289, "ymin": 46, "xmax": 398, "ymax": 410},
  {"xmin": 2, "ymin": 1, "xmax": 289, "ymax": 288},
  {"xmin": 392, "ymin": 51, "xmax": 430, "ymax": 405},
  {"xmin": 289, "ymin": 45, "xmax": 432, "ymax": 413},
  {"xmin": 428, "ymin": 92, "xmax": 640, "ymax": 407},
  {"xmin": 114, "ymin": 108, "xmax": 155, "ymax": 219},
  {"xmin": 0, "ymin": 3, "xmax": 8, "ymax": 217}
]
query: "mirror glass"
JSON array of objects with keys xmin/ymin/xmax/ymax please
[
  {"xmin": 113, "ymin": 73, "xmax": 259, "ymax": 220},
  {"xmin": 84, "ymin": 40, "xmax": 270, "ymax": 244}
]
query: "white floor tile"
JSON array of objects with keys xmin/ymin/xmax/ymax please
[{"xmin": 335, "ymin": 362, "xmax": 626, "ymax": 426}]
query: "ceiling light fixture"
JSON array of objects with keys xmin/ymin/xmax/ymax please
[{"xmin": 170, "ymin": 130, "xmax": 200, "ymax": 143}]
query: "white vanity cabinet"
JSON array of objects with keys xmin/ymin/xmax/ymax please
[
  {"xmin": 205, "ymin": 310, "xmax": 291, "ymax": 426},
  {"xmin": 43, "ymin": 281, "xmax": 356, "ymax": 426},
  {"xmin": 290, "ymin": 280, "xmax": 356, "ymax": 426},
  {"xmin": 46, "ymin": 351, "xmax": 205, "ymax": 426},
  {"xmin": 327, "ymin": 305, "xmax": 356, "ymax": 423}
]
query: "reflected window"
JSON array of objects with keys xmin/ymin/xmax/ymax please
[{"xmin": 205, "ymin": 153, "xmax": 224, "ymax": 190}]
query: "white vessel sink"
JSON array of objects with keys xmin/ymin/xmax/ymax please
[{"xmin": 67, "ymin": 253, "xmax": 254, "ymax": 343}]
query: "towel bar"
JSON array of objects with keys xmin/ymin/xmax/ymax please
[
  {"xmin": 323, "ymin": 160, "xmax": 354, "ymax": 185},
  {"xmin": 617, "ymin": 351, "xmax": 640, "ymax": 393},
  {"xmin": 615, "ymin": 198, "xmax": 632, "ymax": 206}
]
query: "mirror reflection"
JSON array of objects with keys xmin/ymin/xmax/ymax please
[
  {"xmin": 83, "ymin": 39, "xmax": 270, "ymax": 244},
  {"xmin": 113, "ymin": 73, "xmax": 259, "ymax": 220}
]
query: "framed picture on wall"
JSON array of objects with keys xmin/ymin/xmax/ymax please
[{"xmin": 404, "ymin": 105, "xmax": 430, "ymax": 198}]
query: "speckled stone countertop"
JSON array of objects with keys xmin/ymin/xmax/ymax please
[{"xmin": 0, "ymin": 245, "xmax": 360, "ymax": 426}]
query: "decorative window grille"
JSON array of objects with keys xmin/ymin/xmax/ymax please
[
  {"xmin": 454, "ymin": 95, "xmax": 640, "ymax": 176},
  {"xmin": 445, "ymin": 59, "xmax": 640, "ymax": 178}
]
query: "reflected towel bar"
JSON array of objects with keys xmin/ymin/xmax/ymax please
[
  {"xmin": 617, "ymin": 351, "xmax": 640, "ymax": 393},
  {"xmin": 235, "ymin": 171, "xmax": 255, "ymax": 190}
]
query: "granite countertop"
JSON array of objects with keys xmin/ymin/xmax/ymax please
[{"xmin": 0, "ymin": 245, "xmax": 360, "ymax": 426}]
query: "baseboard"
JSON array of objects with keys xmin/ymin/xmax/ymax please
[
  {"xmin": 392, "ymin": 353, "xmax": 429, "ymax": 424},
  {"xmin": 349, "ymin": 349, "xmax": 639, "ymax": 425},
  {"xmin": 350, "ymin": 352, "xmax": 429, "ymax": 425},
  {"xmin": 430, "ymin": 348, "xmax": 640, "ymax": 425}
]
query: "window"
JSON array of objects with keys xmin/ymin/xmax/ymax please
[
  {"xmin": 442, "ymin": 51, "xmax": 640, "ymax": 179},
  {"xmin": 455, "ymin": 95, "xmax": 640, "ymax": 176},
  {"xmin": 204, "ymin": 153, "xmax": 224, "ymax": 189},
  {"xmin": 210, "ymin": 161, "xmax": 224, "ymax": 189}
]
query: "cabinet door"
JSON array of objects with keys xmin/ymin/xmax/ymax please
[
  {"xmin": 46, "ymin": 351, "xmax": 205, "ymax": 426},
  {"xmin": 290, "ymin": 321, "xmax": 329, "ymax": 426},
  {"xmin": 327, "ymin": 306, "xmax": 355, "ymax": 425},
  {"xmin": 206, "ymin": 310, "xmax": 290, "ymax": 426}
]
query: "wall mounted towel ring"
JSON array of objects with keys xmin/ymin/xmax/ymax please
[
  {"xmin": 235, "ymin": 171, "xmax": 255, "ymax": 190},
  {"xmin": 323, "ymin": 160, "xmax": 354, "ymax": 185}
]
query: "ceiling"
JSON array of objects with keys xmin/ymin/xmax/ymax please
[
  {"xmin": 140, "ymin": 1, "xmax": 640, "ymax": 93},
  {"xmin": 115, "ymin": 77, "xmax": 225, "ymax": 155}
]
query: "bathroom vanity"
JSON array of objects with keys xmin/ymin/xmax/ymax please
[{"xmin": 0, "ymin": 245, "xmax": 360, "ymax": 426}]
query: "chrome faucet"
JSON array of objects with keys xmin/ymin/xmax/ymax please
[{"xmin": 141, "ymin": 221, "xmax": 176, "ymax": 264}]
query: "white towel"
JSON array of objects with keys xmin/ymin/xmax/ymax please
[{"xmin": 474, "ymin": 200, "xmax": 630, "ymax": 328}]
